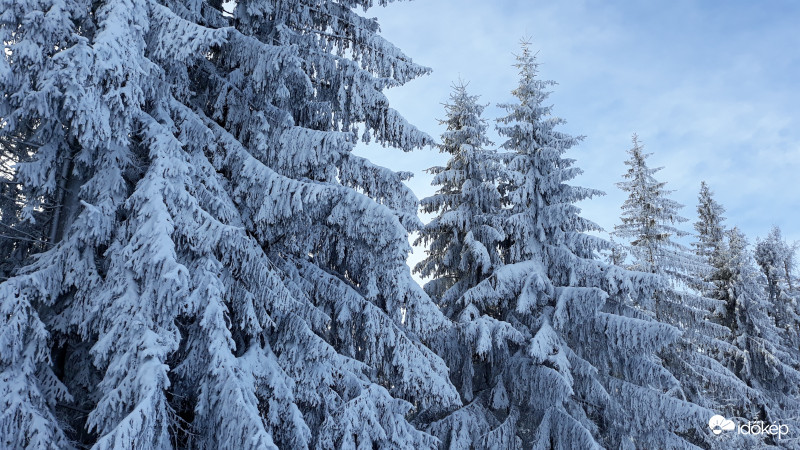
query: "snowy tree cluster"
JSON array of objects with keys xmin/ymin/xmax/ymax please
[
  {"xmin": 1, "ymin": 0, "xmax": 799, "ymax": 449},
  {"xmin": 414, "ymin": 43, "xmax": 800, "ymax": 450}
]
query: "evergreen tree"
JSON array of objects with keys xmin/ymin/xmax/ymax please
[
  {"xmin": 694, "ymin": 181, "xmax": 727, "ymax": 297},
  {"xmin": 429, "ymin": 42, "xmax": 713, "ymax": 450},
  {"xmin": 414, "ymin": 82, "xmax": 504, "ymax": 313},
  {"xmin": 691, "ymin": 184, "xmax": 740, "ymax": 341},
  {"xmin": 755, "ymin": 227, "xmax": 800, "ymax": 352},
  {"xmin": 613, "ymin": 136, "xmax": 761, "ymax": 447},
  {"xmin": 694, "ymin": 181, "xmax": 726, "ymax": 262},
  {"xmin": 690, "ymin": 188, "xmax": 800, "ymax": 447},
  {"xmin": 0, "ymin": 0, "xmax": 460, "ymax": 448},
  {"xmin": 614, "ymin": 135, "xmax": 698, "ymax": 281},
  {"xmin": 412, "ymin": 82, "xmax": 510, "ymax": 447},
  {"xmin": 0, "ymin": 140, "xmax": 51, "ymax": 279},
  {"xmin": 719, "ymin": 228, "xmax": 800, "ymax": 442}
]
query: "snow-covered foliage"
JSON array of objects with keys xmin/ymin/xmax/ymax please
[
  {"xmin": 614, "ymin": 135, "xmax": 702, "ymax": 280},
  {"xmin": 694, "ymin": 181, "xmax": 727, "ymax": 296},
  {"xmin": 414, "ymin": 82, "xmax": 504, "ymax": 312},
  {"xmin": 3, "ymin": 0, "xmax": 799, "ymax": 446},
  {"xmin": 717, "ymin": 228, "xmax": 800, "ymax": 441},
  {"xmin": 613, "ymin": 137, "xmax": 764, "ymax": 447},
  {"xmin": 692, "ymin": 187, "xmax": 800, "ymax": 446},
  {"xmin": 0, "ymin": 141, "xmax": 50, "ymax": 279},
  {"xmin": 426, "ymin": 43, "xmax": 714, "ymax": 450},
  {"xmin": 0, "ymin": 0, "xmax": 460, "ymax": 447},
  {"xmin": 412, "ymin": 82, "xmax": 509, "ymax": 445},
  {"xmin": 755, "ymin": 227, "xmax": 800, "ymax": 362},
  {"xmin": 694, "ymin": 182, "xmax": 726, "ymax": 263}
]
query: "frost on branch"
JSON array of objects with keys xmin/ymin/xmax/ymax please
[{"xmin": 0, "ymin": 0, "xmax": 456, "ymax": 447}]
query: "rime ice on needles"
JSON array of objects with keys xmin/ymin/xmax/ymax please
[
  {"xmin": 755, "ymin": 226, "xmax": 800, "ymax": 340},
  {"xmin": 690, "ymin": 187, "xmax": 800, "ymax": 446},
  {"xmin": 414, "ymin": 82, "xmax": 504, "ymax": 313},
  {"xmin": 720, "ymin": 228, "xmax": 800, "ymax": 437},
  {"xmin": 753, "ymin": 228, "xmax": 800, "ymax": 401},
  {"xmin": 613, "ymin": 134, "xmax": 697, "ymax": 279},
  {"xmin": 694, "ymin": 182, "xmax": 727, "ymax": 263},
  {"xmin": 694, "ymin": 181, "xmax": 727, "ymax": 297},
  {"xmin": 413, "ymin": 82, "xmax": 511, "ymax": 447},
  {"xmin": 0, "ymin": 0, "xmax": 459, "ymax": 448},
  {"xmin": 613, "ymin": 137, "xmax": 762, "ymax": 448},
  {"xmin": 428, "ymin": 42, "xmax": 710, "ymax": 450}
]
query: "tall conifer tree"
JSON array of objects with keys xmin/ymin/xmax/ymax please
[
  {"xmin": 414, "ymin": 82, "xmax": 504, "ymax": 313},
  {"xmin": 614, "ymin": 135, "xmax": 698, "ymax": 279},
  {"xmin": 0, "ymin": 0, "xmax": 460, "ymax": 448},
  {"xmin": 692, "ymin": 188, "xmax": 800, "ymax": 445},
  {"xmin": 755, "ymin": 227, "xmax": 800, "ymax": 352},
  {"xmin": 694, "ymin": 181, "xmax": 727, "ymax": 297},
  {"xmin": 694, "ymin": 181, "xmax": 727, "ymax": 262},
  {"xmin": 413, "ymin": 82, "xmax": 512, "ymax": 448}
]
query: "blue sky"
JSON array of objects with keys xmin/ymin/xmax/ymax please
[{"xmin": 355, "ymin": 0, "xmax": 800, "ymax": 270}]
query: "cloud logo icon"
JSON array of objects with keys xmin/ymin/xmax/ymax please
[{"xmin": 709, "ymin": 415, "xmax": 736, "ymax": 435}]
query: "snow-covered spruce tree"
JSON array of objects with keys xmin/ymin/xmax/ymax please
[
  {"xmin": 694, "ymin": 181, "xmax": 726, "ymax": 262},
  {"xmin": 717, "ymin": 227, "xmax": 800, "ymax": 442},
  {"xmin": 612, "ymin": 136, "xmax": 761, "ymax": 444},
  {"xmin": 755, "ymin": 226, "xmax": 800, "ymax": 353},
  {"xmin": 693, "ymin": 181, "xmax": 727, "ymax": 296},
  {"xmin": 0, "ymin": 0, "xmax": 74, "ymax": 281},
  {"xmin": 0, "ymin": 0, "xmax": 460, "ymax": 448},
  {"xmin": 613, "ymin": 134, "xmax": 701, "ymax": 280},
  {"xmin": 411, "ymin": 82, "xmax": 508, "ymax": 446},
  {"xmin": 427, "ymin": 42, "xmax": 715, "ymax": 450},
  {"xmin": 414, "ymin": 82, "xmax": 504, "ymax": 312},
  {"xmin": 691, "ymin": 184, "xmax": 742, "ymax": 340}
]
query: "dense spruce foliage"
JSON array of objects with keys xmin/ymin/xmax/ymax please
[
  {"xmin": 612, "ymin": 138, "xmax": 759, "ymax": 434},
  {"xmin": 414, "ymin": 82, "xmax": 503, "ymax": 308},
  {"xmin": 0, "ymin": 0, "xmax": 460, "ymax": 448},
  {"xmin": 2, "ymin": 2, "xmax": 799, "ymax": 449},
  {"xmin": 421, "ymin": 45, "xmax": 718, "ymax": 450}
]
